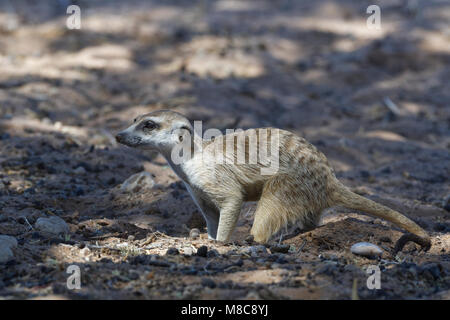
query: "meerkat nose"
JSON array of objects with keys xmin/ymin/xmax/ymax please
[{"xmin": 115, "ymin": 132, "xmax": 126, "ymax": 143}]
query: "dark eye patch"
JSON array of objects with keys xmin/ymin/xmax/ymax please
[{"xmin": 140, "ymin": 120, "xmax": 158, "ymax": 133}]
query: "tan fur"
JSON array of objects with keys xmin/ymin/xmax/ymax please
[{"xmin": 116, "ymin": 110, "xmax": 431, "ymax": 252}]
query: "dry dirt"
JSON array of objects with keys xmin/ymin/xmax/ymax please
[{"xmin": 0, "ymin": 0, "xmax": 449, "ymax": 299}]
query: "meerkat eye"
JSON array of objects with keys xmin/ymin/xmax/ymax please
[
  {"xmin": 143, "ymin": 120, "xmax": 157, "ymax": 131},
  {"xmin": 133, "ymin": 118, "xmax": 137, "ymax": 123}
]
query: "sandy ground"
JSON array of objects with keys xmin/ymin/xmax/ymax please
[{"xmin": 0, "ymin": 0, "xmax": 449, "ymax": 299}]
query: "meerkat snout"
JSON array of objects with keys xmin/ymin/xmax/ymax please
[{"xmin": 115, "ymin": 132, "xmax": 126, "ymax": 144}]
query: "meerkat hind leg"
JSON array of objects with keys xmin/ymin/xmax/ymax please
[{"xmin": 250, "ymin": 177, "xmax": 321, "ymax": 243}]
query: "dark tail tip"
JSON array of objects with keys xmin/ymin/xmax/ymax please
[{"xmin": 393, "ymin": 233, "xmax": 431, "ymax": 255}]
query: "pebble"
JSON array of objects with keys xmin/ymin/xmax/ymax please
[
  {"xmin": 196, "ymin": 245, "xmax": 208, "ymax": 257},
  {"xmin": 189, "ymin": 228, "xmax": 200, "ymax": 239},
  {"xmin": 0, "ymin": 235, "xmax": 18, "ymax": 248},
  {"xmin": 207, "ymin": 249, "xmax": 219, "ymax": 258},
  {"xmin": 183, "ymin": 247, "xmax": 195, "ymax": 256},
  {"xmin": 80, "ymin": 247, "xmax": 91, "ymax": 256},
  {"xmin": 0, "ymin": 235, "xmax": 17, "ymax": 264},
  {"xmin": 166, "ymin": 247, "xmax": 179, "ymax": 255},
  {"xmin": 443, "ymin": 195, "xmax": 450, "ymax": 212},
  {"xmin": 247, "ymin": 245, "xmax": 268, "ymax": 257},
  {"xmin": 270, "ymin": 244, "xmax": 290, "ymax": 254},
  {"xmin": 379, "ymin": 236, "xmax": 392, "ymax": 243},
  {"xmin": 201, "ymin": 278, "xmax": 216, "ymax": 288},
  {"xmin": 35, "ymin": 216, "xmax": 69, "ymax": 236},
  {"xmin": 350, "ymin": 242, "xmax": 383, "ymax": 258},
  {"xmin": 73, "ymin": 166, "xmax": 87, "ymax": 174},
  {"xmin": 120, "ymin": 171, "xmax": 155, "ymax": 193}
]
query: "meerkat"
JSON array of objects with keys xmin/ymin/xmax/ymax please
[{"xmin": 115, "ymin": 110, "xmax": 431, "ymax": 253}]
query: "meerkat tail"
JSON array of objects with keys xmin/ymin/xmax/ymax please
[{"xmin": 331, "ymin": 183, "xmax": 431, "ymax": 253}]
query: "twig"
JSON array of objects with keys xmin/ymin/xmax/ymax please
[
  {"xmin": 24, "ymin": 217, "xmax": 34, "ymax": 230},
  {"xmin": 297, "ymin": 239, "xmax": 307, "ymax": 254},
  {"xmin": 383, "ymin": 97, "xmax": 401, "ymax": 115}
]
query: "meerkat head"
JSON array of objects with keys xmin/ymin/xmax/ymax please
[{"xmin": 115, "ymin": 110, "xmax": 193, "ymax": 152}]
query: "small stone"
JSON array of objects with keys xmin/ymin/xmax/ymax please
[
  {"xmin": 317, "ymin": 263, "xmax": 339, "ymax": 275},
  {"xmin": 35, "ymin": 216, "xmax": 69, "ymax": 236},
  {"xmin": 196, "ymin": 245, "xmax": 208, "ymax": 257},
  {"xmin": 433, "ymin": 223, "xmax": 447, "ymax": 232},
  {"xmin": 207, "ymin": 249, "xmax": 219, "ymax": 258},
  {"xmin": 319, "ymin": 253, "xmax": 338, "ymax": 261},
  {"xmin": 80, "ymin": 247, "xmax": 91, "ymax": 256},
  {"xmin": 189, "ymin": 228, "xmax": 200, "ymax": 239},
  {"xmin": 183, "ymin": 247, "xmax": 195, "ymax": 255},
  {"xmin": 128, "ymin": 272, "xmax": 139, "ymax": 281},
  {"xmin": 73, "ymin": 166, "xmax": 86, "ymax": 174},
  {"xmin": 166, "ymin": 247, "xmax": 179, "ymax": 255},
  {"xmin": 0, "ymin": 245, "xmax": 14, "ymax": 264},
  {"xmin": 443, "ymin": 195, "xmax": 450, "ymax": 212},
  {"xmin": 0, "ymin": 235, "xmax": 17, "ymax": 264},
  {"xmin": 351, "ymin": 242, "xmax": 383, "ymax": 258},
  {"xmin": 276, "ymin": 256, "xmax": 288, "ymax": 264},
  {"xmin": 379, "ymin": 236, "xmax": 392, "ymax": 243},
  {"xmin": 201, "ymin": 278, "xmax": 216, "ymax": 288},
  {"xmin": 247, "ymin": 245, "xmax": 268, "ymax": 257},
  {"xmin": 420, "ymin": 263, "xmax": 441, "ymax": 280},
  {"xmin": 373, "ymin": 219, "xmax": 383, "ymax": 225},
  {"xmin": 120, "ymin": 171, "xmax": 155, "ymax": 193},
  {"xmin": 116, "ymin": 242, "xmax": 129, "ymax": 248},
  {"xmin": 344, "ymin": 264, "xmax": 361, "ymax": 274},
  {"xmin": 0, "ymin": 235, "xmax": 18, "ymax": 249},
  {"xmin": 270, "ymin": 244, "xmax": 290, "ymax": 254}
]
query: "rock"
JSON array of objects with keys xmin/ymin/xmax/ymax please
[
  {"xmin": 270, "ymin": 244, "xmax": 290, "ymax": 254},
  {"xmin": 351, "ymin": 242, "xmax": 383, "ymax": 258},
  {"xmin": 0, "ymin": 235, "xmax": 17, "ymax": 263},
  {"xmin": 379, "ymin": 236, "xmax": 392, "ymax": 243},
  {"xmin": 443, "ymin": 195, "xmax": 450, "ymax": 212},
  {"xmin": 317, "ymin": 263, "xmax": 339, "ymax": 275},
  {"xmin": 196, "ymin": 245, "xmax": 208, "ymax": 257},
  {"xmin": 35, "ymin": 216, "xmax": 69, "ymax": 235},
  {"xmin": 120, "ymin": 171, "xmax": 155, "ymax": 193},
  {"xmin": 0, "ymin": 245, "xmax": 14, "ymax": 264},
  {"xmin": 166, "ymin": 247, "xmax": 179, "ymax": 255},
  {"xmin": 276, "ymin": 256, "xmax": 288, "ymax": 264},
  {"xmin": 183, "ymin": 247, "xmax": 195, "ymax": 255},
  {"xmin": 73, "ymin": 166, "xmax": 86, "ymax": 174},
  {"xmin": 247, "ymin": 245, "xmax": 268, "ymax": 257},
  {"xmin": 201, "ymin": 278, "xmax": 216, "ymax": 288},
  {"xmin": 433, "ymin": 223, "xmax": 447, "ymax": 232},
  {"xmin": 420, "ymin": 263, "xmax": 441, "ymax": 280},
  {"xmin": 0, "ymin": 235, "xmax": 18, "ymax": 249},
  {"xmin": 319, "ymin": 253, "xmax": 338, "ymax": 261},
  {"xmin": 207, "ymin": 249, "xmax": 219, "ymax": 258},
  {"xmin": 80, "ymin": 247, "xmax": 91, "ymax": 256},
  {"xmin": 189, "ymin": 228, "xmax": 200, "ymax": 239}
]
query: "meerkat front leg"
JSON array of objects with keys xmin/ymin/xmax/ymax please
[
  {"xmin": 186, "ymin": 185, "xmax": 220, "ymax": 239},
  {"xmin": 199, "ymin": 202, "xmax": 220, "ymax": 240},
  {"xmin": 215, "ymin": 196, "xmax": 243, "ymax": 242}
]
